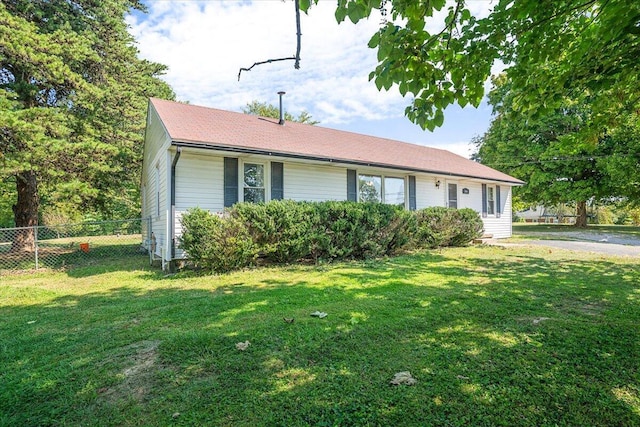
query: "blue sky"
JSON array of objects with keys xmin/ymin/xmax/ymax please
[{"xmin": 128, "ymin": 0, "xmax": 496, "ymax": 158}]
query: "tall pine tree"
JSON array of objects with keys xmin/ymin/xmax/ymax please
[{"xmin": 0, "ymin": 1, "xmax": 174, "ymax": 250}]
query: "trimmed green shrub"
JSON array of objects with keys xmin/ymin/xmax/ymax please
[
  {"xmin": 450, "ymin": 208, "xmax": 484, "ymax": 246},
  {"xmin": 177, "ymin": 208, "xmax": 218, "ymax": 263},
  {"xmin": 232, "ymin": 201, "xmax": 413, "ymax": 262},
  {"xmin": 231, "ymin": 200, "xmax": 315, "ymax": 263},
  {"xmin": 415, "ymin": 207, "xmax": 483, "ymax": 248},
  {"xmin": 311, "ymin": 202, "xmax": 414, "ymax": 260},
  {"xmin": 179, "ymin": 202, "xmax": 484, "ymax": 273},
  {"xmin": 179, "ymin": 208, "xmax": 257, "ymax": 273}
]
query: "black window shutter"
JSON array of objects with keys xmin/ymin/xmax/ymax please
[
  {"xmin": 408, "ymin": 176, "xmax": 417, "ymax": 211},
  {"xmin": 347, "ymin": 169, "xmax": 357, "ymax": 201},
  {"xmin": 496, "ymin": 185, "xmax": 501, "ymax": 218},
  {"xmin": 271, "ymin": 162, "xmax": 284, "ymax": 200},
  {"xmin": 481, "ymin": 183, "xmax": 487, "ymax": 218},
  {"xmin": 224, "ymin": 157, "xmax": 238, "ymax": 207}
]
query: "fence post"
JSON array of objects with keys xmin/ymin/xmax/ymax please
[{"xmin": 34, "ymin": 225, "xmax": 39, "ymax": 270}]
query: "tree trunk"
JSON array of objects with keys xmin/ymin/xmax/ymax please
[
  {"xmin": 11, "ymin": 171, "xmax": 39, "ymax": 252},
  {"xmin": 575, "ymin": 200, "xmax": 588, "ymax": 228}
]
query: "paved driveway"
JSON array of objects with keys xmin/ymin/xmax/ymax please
[
  {"xmin": 493, "ymin": 230, "xmax": 640, "ymax": 257},
  {"xmin": 496, "ymin": 240, "xmax": 640, "ymax": 257}
]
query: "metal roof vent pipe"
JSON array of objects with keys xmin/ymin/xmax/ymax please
[{"xmin": 277, "ymin": 91, "xmax": 286, "ymax": 125}]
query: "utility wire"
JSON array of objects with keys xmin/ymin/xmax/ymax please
[{"xmin": 479, "ymin": 151, "xmax": 640, "ymax": 168}]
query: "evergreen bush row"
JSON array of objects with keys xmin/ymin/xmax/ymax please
[{"xmin": 179, "ymin": 200, "xmax": 483, "ymax": 273}]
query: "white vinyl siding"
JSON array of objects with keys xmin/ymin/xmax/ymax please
[
  {"xmin": 142, "ymin": 104, "xmax": 173, "ymax": 260},
  {"xmin": 480, "ymin": 184, "xmax": 512, "ymax": 238},
  {"xmin": 415, "ymin": 175, "xmax": 446, "ymax": 209},
  {"xmin": 458, "ymin": 181, "xmax": 483, "ymax": 212},
  {"xmin": 413, "ymin": 178, "xmax": 513, "ymax": 238},
  {"xmin": 284, "ymin": 163, "xmax": 346, "ymax": 201},
  {"xmin": 174, "ymin": 153, "xmax": 224, "ymax": 236}
]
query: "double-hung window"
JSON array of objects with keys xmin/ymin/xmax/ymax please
[
  {"xmin": 487, "ymin": 186, "xmax": 495, "ymax": 215},
  {"xmin": 243, "ymin": 163, "xmax": 265, "ymax": 203}
]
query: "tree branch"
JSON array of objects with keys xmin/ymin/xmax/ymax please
[
  {"xmin": 294, "ymin": 0, "xmax": 301, "ymax": 70},
  {"xmin": 237, "ymin": 0, "xmax": 302, "ymax": 81},
  {"xmin": 238, "ymin": 57, "xmax": 297, "ymax": 81}
]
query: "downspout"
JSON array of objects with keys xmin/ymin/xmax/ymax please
[{"xmin": 170, "ymin": 147, "xmax": 182, "ymax": 261}]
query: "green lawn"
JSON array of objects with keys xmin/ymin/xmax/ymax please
[{"xmin": 1, "ymin": 246, "xmax": 639, "ymax": 426}]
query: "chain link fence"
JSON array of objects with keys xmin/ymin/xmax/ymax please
[{"xmin": 0, "ymin": 218, "xmax": 152, "ymax": 273}]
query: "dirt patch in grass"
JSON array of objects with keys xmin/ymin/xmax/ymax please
[
  {"xmin": 554, "ymin": 300, "xmax": 607, "ymax": 317},
  {"xmin": 98, "ymin": 340, "xmax": 161, "ymax": 404}
]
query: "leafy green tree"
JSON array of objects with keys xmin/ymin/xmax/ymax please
[
  {"xmin": 242, "ymin": 100, "xmax": 319, "ymax": 125},
  {"xmin": 474, "ymin": 75, "xmax": 638, "ymax": 227},
  {"xmin": 0, "ymin": 180, "xmax": 14, "ymax": 228},
  {"xmin": 599, "ymin": 115, "xmax": 640, "ymax": 205},
  {"xmin": 320, "ymin": 0, "xmax": 640, "ymax": 132},
  {"xmin": 0, "ymin": 1, "xmax": 173, "ymax": 250}
]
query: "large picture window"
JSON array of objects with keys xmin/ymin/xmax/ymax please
[
  {"xmin": 358, "ymin": 174, "xmax": 405, "ymax": 206},
  {"xmin": 243, "ymin": 163, "xmax": 265, "ymax": 203}
]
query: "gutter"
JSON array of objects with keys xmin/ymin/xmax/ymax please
[
  {"xmin": 170, "ymin": 141, "xmax": 525, "ymax": 186},
  {"xmin": 170, "ymin": 147, "xmax": 182, "ymax": 260}
]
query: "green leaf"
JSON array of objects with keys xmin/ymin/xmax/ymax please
[
  {"xmin": 399, "ymin": 81, "xmax": 408, "ymax": 97},
  {"xmin": 434, "ymin": 109, "xmax": 444, "ymax": 127},
  {"xmin": 368, "ymin": 31, "xmax": 380, "ymax": 49},
  {"xmin": 299, "ymin": 0, "xmax": 311, "ymax": 13},
  {"xmin": 335, "ymin": 4, "xmax": 348, "ymax": 23}
]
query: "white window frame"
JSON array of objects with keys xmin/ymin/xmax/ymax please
[{"xmin": 241, "ymin": 160, "xmax": 268, "ymax": 203}]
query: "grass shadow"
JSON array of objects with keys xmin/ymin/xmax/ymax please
[{"xmin": 1, "ymin": 246, "xmax": 639, "ymax": 426}]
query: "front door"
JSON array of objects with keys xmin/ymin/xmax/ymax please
[{"xmin": 448, "ymin": 183, "xmax": 458, "ymax": 209}]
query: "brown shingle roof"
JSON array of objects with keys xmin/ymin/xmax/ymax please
[{"xmin": 150, "ymin": 98, "xmax": 524, "ymax": 185}]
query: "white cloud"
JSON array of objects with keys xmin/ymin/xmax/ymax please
[
  {"xmin": 436, "ymin": 141, "xmax": 477, "ymax": 159},
  {"xmin": 127, "ymin": 0, "xmax": 495, "ymax": 153},
  {"xmin": 128, "ymin": 1, "xmax": 401, "ymax": 124}
]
